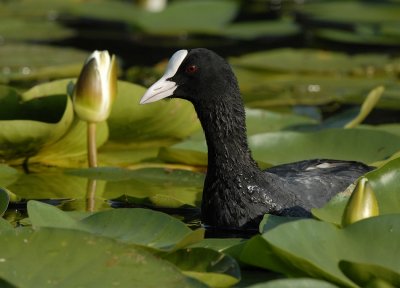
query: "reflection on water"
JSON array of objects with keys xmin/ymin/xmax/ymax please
[{"xmin": 3, "ymin": 167, "xmax": 205, "ymax": 228}]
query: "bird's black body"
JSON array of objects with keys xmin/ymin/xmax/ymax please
[{"xmin": 141, "ymin": 48, "xmax": 373, "ymax": 230}]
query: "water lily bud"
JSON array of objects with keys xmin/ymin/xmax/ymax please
[
  {"xmin": 342, "ymin": 177, "xmax": 379, "ymax": 227},
  {"xmin": 73, "ymin": 50, "xmax": 117, "ymax": 123}
]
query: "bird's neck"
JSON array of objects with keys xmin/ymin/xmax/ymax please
[{"xmin": 194, "ymin": 92, "xmax": 259, "ymax": 176}]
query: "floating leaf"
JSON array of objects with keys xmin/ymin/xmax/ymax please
[
  {"xmin": 314, "ymin": 27, "xmax": 400, "ymax": 47},
  {"xmin": 242, "ymin": 215, "xmax": 400, "ymax": 287},
  {"xmin": 28, "ymin": 200, "xmax": 204, "ymax": 251},
  {"xmin": 163, "ymin": 128, "xmax": 400, "ymax": 167},
  {"xmin": 259, "ymin": 214, "xmax": 303, "ymax": 233},
  {"xmin": 339, "ymin": 261, "xmax": 400, "ymax": 288},
  {"xmin": 80, "ymin": 208, "xmax": 205, "ymax": 251},
  {"xmin": 0, "ymin": 187, "xmax": 10, "ymax": 216},
  {"xmin": 0, "ymin": 217, "xmax": 13, "ymax": 231},
  {"xmin": 0, "ymin": 164, "xmax": 20, "ymax": 188},
  {"xmin": 298, "ymin": 2, "xmax": 400, "ymax": 23},
  {"xmin": 0, "ymin": 18, "xmax": 75, "ymax": 42},
  {"xmin": 28, "ymin": 200, "xmax": 86, "ymax": 230},
  {"xmin": 247, "ymin": 278, "xmax": 340, "ymax": 288},
  {"xmin": 188, "ymin": 238, "xmax": 244, "ymax": 253},
  {"xmin": 162, "ymin": 247, "xmax": 241, "ymax": 287},
  {"xmin": 0, "ymin": 228, "xmax": 204, "ymax": 288},
  {"xmin": 240, "ymin": 235, "xmax": 299, "ymax": 276},
  {"xmin": 107, "ymin": 81, "xmax": 200, "ymax": 145},
  {"xmin": 71, "ymin": 0, "xmax": 238, "ymax": 35},
  {"xmin": 231, "ymin": 48, "xmax": 397, "ymax": 74},
  {"xmin": 0, "ymin": 85, "xmax": 74, "ymax": 164},
  {"xmin": 0, "ymin": 44, "xmax": 86, "ymax": 83},
  {"xmin": 245, "ymin": 108, "xmax": 317, "ymax": 135},
  {"xmin": 134, "ymin": 0, "xmax": 238, "ymax": 35},
  {"xmin": 221, "ymin": 19, "xmax": 300, "ymax": 40},
  {"xmin": 249, "ymin": 128, "xmax": 400, "ymax": 165}
]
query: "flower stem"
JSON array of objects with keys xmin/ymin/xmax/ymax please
[
  {"xmin": 86, "ymin": 179, "xmax": 97, "ymax": 212},
  {"xmin": 87, "ymin": 122, "xmax": 97, "ymax": 168}
]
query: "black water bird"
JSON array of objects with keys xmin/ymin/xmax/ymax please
[{"xmin": 140, "ymin": 48, "xmax": 372, "ymax": 230}]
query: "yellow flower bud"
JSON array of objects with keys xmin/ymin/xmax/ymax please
[
  {"xmin": 342, "ymin": 177, "xmax": 379, "ymax": 227},
  {"xmin": 73, "ymin": 50, "xmax": 117, "ymax": 123}
]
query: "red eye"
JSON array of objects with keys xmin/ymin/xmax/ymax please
[{"xmin": 185, "ymin": 65, "xmax": 198, "ymax": 74}]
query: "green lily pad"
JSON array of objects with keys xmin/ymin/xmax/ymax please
[
  {"xmin": 294, "ymin": 1, "xmax": 400, "ymax": 46},
  {"xmin": 159, "ymin": 108, "xmax": 317, "ymax": 166},
  {"xmin": 235, "ymin": 70, "xmax": 400, "ymax": 109},
  {"xmin": 231, "ymin": 48, "xmax": 397, "ymax": 74},
  {"xmin": 339, "ymin": 260, "xmax": 400, "ymax": 287},
  {"xmin": 242, "ymin": 214, "xmax": 400, "ymax": 287},
  {"xmin": 247, "ymin": 278, "xmax": 340, "ymax": 288},
  {"xmin": 249, "ymin": 128, "xmax": 400, "ymax": 165},
  {"xmin": 0, "ymin": 0, "xmax": 78, "ymax": 19},
  {"xmin": 0, "ymin": 18, "xmax": 75, "ymax": 42},
  {"xmin": 240, "ymin": 235, "xmax": 298, "ymax": 276},
  {"xmin": 0, "ymin": 217, "xmax": 13, "ymax": 231},
  {"xmin": 162, "ymin": 247, "xmax": 241, "ymax": 287},
  {"xmin": 23, "ymin": 79, "xmax": 108, "ymax": 166},
  {"xmin": 188, "ymin": 238, "xmax": 244, "ymax": 253},
  {"xmin": 312, "ymin": 157, "xmax": 400, "ymax": 225},
  {"xmin": 0, "ymin": 164, "xmax": 20, "ymax": 188},
  {"xmin": 31, "ymin": 119, "xmax": 109, "ymax": 167},
  {"xmin": 0, "ymin": 187, "xmax": 10, "ymax": 216},
  {"xmin": 0, "ymin": 85, "xmax": 74, "ymax": 164},
  {"xmin": 315, "ymin": 27, "xmax": 400, "ymax": 47},
  {"xmin": 162, "ymin": 128, "xmax": 400, "ymax": 167},
  {"xmin": 71, "ymin": 0, "xmax": 238, "ymax": 36},
  {"xmin": 107, "ymin": 81, "xmax": 200, "ymax": 145},
  {"xmin": 81, "ymin": 208, "xmax": 205, "ymax": 251},
  {"xmin": 0, "ymin": 44, "xmax": 87, "ymax": 84},
  {"xmin": 222, "ymin": 19, "xmax": 300, "ymax": 40},
  {"xmin": 28, "ymin": 200, "xmax": 204, "ymax": 251},
  {"xmin": 98, "ymin": 80, "xmax": 201, "ymax": 166},
  {"xmin": 0, "ymin": 79, "xmax": 108, "ymax": 167},
  {"xmin": 0, "ymin": 227, "xmax": 204, "ymax": 288},
  {"xmin": 135, "ymin": 0, "xmax": 238, "ymax": 35},
  {"xmin": 299, "ymin": 2, "xmax": 400, "ymax": 24},
  {"xmin": 245, "ymin": 108, "xmax": 317, "ymax": 135}
]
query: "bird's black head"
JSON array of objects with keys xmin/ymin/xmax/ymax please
[{"xmin": 140, "ymin": 48, "xmax": 239, "ymax": 106}]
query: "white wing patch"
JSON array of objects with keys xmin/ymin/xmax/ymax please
[{"xmin": 305, "ymin": 162, "xmax": 340, "ymax": 171}]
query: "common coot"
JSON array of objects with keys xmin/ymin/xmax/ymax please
[{"xmin": 140, "ymin": 48, "xmax": 372, "ymax": 230}]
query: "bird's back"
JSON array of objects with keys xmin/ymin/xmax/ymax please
[{"xmin": 264, "ymin": 159, "xmax": 373, "ymax": 208}]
